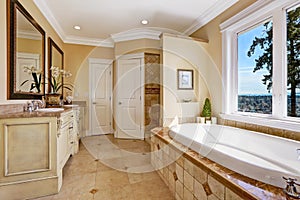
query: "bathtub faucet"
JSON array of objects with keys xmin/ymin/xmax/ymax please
[{"xmin": 283, "ymin": 177, "xmax": 300, "ymax": 198}]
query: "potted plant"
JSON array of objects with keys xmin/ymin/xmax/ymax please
[
  {"xmin": 46, "ymin": 66, "xmax": 73, "ymax": 106},
  {"xmin": 201, "ymin": 98, "xmax": 212, "ymax": 120}
]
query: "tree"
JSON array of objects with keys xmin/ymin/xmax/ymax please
[{"xmin": 247, "ymin": 7, "xmax": 300, "ymax": 117}]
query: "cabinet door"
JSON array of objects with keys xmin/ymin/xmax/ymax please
[
  {"xmin": 0, "ymin": 117, "xmax": 57, "ymax": 183},
  {"xmin": 57, "ymin": 126, "xmax": 69, "ymax": 169}
]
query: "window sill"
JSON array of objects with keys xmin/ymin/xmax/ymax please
[{"xmin": 220, "ymin": 113, "xmax": 300, "ymax": 133}]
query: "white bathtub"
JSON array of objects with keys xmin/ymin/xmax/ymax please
[{"xmin": 169, "ymin": 123, "xmax": 300, "ymax": 188}]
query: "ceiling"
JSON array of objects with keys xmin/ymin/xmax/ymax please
[{"xmin": 33, "ymin": 0, "xmax": 239, "ymax": 47}]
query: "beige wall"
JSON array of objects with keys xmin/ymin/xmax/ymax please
[
  {"xmin": 1, "ymin": 0, "xmax": 65, "ymax": 103},
  {"xmin": 71, "ymin": 45, "xmax": 114, "ymax": 100},
  {"xmin": 191, "ymin": 0, "xmax": 257, "ymax": 72},
  {"xmin": 1, "ymin": 0, "xmax": 8, "ymax": 103},
  {"xmin": 161, "ymin": 34, "xmax": 213, "ymax": 126},
  {"xmin": 17, "ymin": 38, "xmax": 42, "ymax": 54},
  {"xmin": 115, "ymin": 39, "xmax": 160, "ymax": 56}
]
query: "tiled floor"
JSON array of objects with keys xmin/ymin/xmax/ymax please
[{"xmin": 34, "ymin": 134, "xmax": 174, "ymax": 200}]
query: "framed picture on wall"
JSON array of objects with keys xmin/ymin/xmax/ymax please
[{"xmin": 177, "ymin": 69, "xmax": 193, "ymax": 90}]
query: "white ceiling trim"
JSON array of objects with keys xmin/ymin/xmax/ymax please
[
  {"xmin": 111, "ymin": 29, "xmax": 162, "ymax": 43},
  {"xmin": 33, "ymin": 0, "xmax": 66, "ymax": 40},
  {"xmin": 17, "ymin": 31, "xmax": 42, "ymax": 40},
  {"xmin": 64, "ymin": 35, "xmax": 115, "ymax": 47},
  {"xmin": 183, "ymin": 0, "xmax": 239, "ymax": 35}
]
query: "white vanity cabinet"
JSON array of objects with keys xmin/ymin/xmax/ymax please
[
  {"xmin": 0, "ymin": 117, "xmax": 58, "ymax": 199},
  {"xmin": 57, "ymin": 109, "xmax": 80, "ymax": 171},
  {"xmin": 0, "ymin": 108, "xmax": 80, "ymax": 200}
]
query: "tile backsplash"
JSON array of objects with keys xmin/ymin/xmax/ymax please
[{"xmin": 219, "ymin": 119, "xmax": 300, "ymax": 142}]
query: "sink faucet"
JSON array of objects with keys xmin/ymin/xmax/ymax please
[
  {"xmin": 283, "ymin": 177, "xmax": 300, "ymax": 198},
  {"xmin": 32, "ymin": 99, "xmax": 45, "ymax": 111}
]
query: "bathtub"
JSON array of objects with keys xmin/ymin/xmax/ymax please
[{"xmin": 169, "ymin": 123, "xmax": 300, "ymax": 188}]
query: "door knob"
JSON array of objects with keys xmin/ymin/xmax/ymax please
[
  {"xmin": 118, "ymin": 102, "xmax": 122, "ymax": 105},
  {"xmin": 92, "ymin": 102, "xmax": 96, "ymax": 104}
]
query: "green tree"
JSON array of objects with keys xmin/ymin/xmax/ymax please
[{"xmin": 247, "ymin": 7, "xmax": 300, "ymax": 117}]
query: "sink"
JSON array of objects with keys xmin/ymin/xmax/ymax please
[
  {"xmin": 63, "ymin": 104, "xmax": 79, "ymax": 108},
  {"xmin": 37, "ymin": 108, "xmax": 64, "ymax": 112}
]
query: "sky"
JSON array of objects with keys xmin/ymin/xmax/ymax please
[{"xmin": 238, "ymin": 22, "xmax": 272, "ymax": 95}]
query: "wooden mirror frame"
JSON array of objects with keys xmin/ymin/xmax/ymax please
[
  {"xmin": 7, "ymin": 0, "xmax": 46, "ymax": 99},
  {"xmin": 48, "ymin": 37, "xmax": 64, "ymax": 98}
]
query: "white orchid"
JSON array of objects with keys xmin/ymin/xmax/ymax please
[
  {"xmin": 50, "ymin": 66, "xmax": 72, "ymax": 93},
  {"xmin": 21, "ymin": 65, "xmax": 43, "ymax": 93}
]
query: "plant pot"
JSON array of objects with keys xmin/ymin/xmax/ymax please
[{"xmin": 45, "ymin": 93, "xmax": 61, "ymax": 106}]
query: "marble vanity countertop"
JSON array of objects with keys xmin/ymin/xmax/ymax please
[{"xmin": 0, "ymin": 107, "xmax": 74, "ymax": 119}]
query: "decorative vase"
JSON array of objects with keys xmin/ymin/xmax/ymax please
[{"xmin": 45, "ymin": 93, "xmax": 61, "ymax": 106}]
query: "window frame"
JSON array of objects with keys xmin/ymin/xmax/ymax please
[{"xmin": 220, "ymin": 0, "xmax": 300, "ymax": 132}]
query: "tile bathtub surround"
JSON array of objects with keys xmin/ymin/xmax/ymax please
[
  {"xmin": 150, "ymin": 128, "xmax": 288, "ymax": 200},
  {"xmin": 222, "ymin": 119, "xmax": 300, "ymax": 142}
]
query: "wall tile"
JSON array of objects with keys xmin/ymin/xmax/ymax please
[
  {"xmin": 184, "ymin": 186, "xmax": 194, "ymax": 200},
  {"xmin": 176, "ymin": 156, "xmax": 184, "ymax": 167},
  {"xmin": 184, "ymin": 158, "xmax": 194, "ymax": 175},
  {"xmin": 168, "ymin": 162, "xmax": 176, "ymax": 173},
  {"xmin": 256, "ymin": 125, "xmax": 269, "ymax": 134},
  {"xmin": 176, "ymin": 180, "xmax": 184, "ymax": 199},
  {"xmin": 208, "ymin": 194, "xmax": 221, "ymax": 200},
  {"xmin": 184, "ymin": 170, "xmax": 194, "ymax": 192},
  {"xmin": 235, "ymin": 122, "xmax": 245, "ymax": 129},
  {"xmin": 283, "ymin": 130, "xmax": 300, "ymax": 141},
  {"xmin": 194, "ymin": 179, "xmax": 207, "ymax": 200},
  {"xmin": 245, "ymin": 123, "xmax": 257, "ymax": 132},
  {"xmin": 175, "ymin": 193, "xmax": 183, "ymax": 200},
  {"xmin": 208, "ymin": 176, "xmax": 225, "ymax": 200},
  {"xmin": 193, "ymin": 165, "xmax": 207, "ymax": 184},
  {"xmin": 268, "ymin": 128, "xmax": 283, "ymax": 137},
  {"xmin": 225, "ymin": 120, "xmax": 236, "ymax": 127},
  {"xmin": 169, "ymin": 170, "xmax": 176, "ymax": 194},
  {"xmin": 225, "ymin": 188, "xmax": 243, "ymax": 200},
  {"xmin": 176, "ymin": 163, "xmax": 184, "ymax": 183}
]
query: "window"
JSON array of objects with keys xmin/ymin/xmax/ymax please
[
  {"xmin": 221, "ymin": 0, "xmax": 300, "ymax": 130},
  {"xmin": 286, "ymin": 5, "xmax": 300, "ymax": 117},
  {"xmin": 238, "ymin": 21, "xmax": 273, "ymax": 114}
]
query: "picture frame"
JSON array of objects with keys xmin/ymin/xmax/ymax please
[{"xmin": 177, "ymin": 69, "xmax": 193, "ymax": 90}]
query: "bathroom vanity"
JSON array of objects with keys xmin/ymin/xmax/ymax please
[{"xmin": 0, "ymin": 107, "xmax": 80, "ymax": 199}]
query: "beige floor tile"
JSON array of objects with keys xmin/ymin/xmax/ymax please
[
  {"xmin": 32, "ymin": 136, "xmax": 173, "ymax": 200},
  {"xmin": 32, "ymin": 195, "xmax": 53, "ymax": 200}
]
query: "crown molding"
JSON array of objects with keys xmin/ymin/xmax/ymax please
[
  {"xmin": 183, "ymin": 0, "xmax": 239, "ymax": 35},
  {"xmin": 33, "ymin": 0, "xmax": 66, "ymax": 40},
  {"xmin": 64, "ymin": 35, "xmax": 114, "ymax": 47},
  {"xmin": 111, "ymin": 29, "xmax": 162, "ymax": 43},
  {"xmin": 220, "ymin": 0, "xmax": 297, "ymax": 31},
  {"xmin": 17, "ymin": 30, "xmax": 42, "ymax": 40}
]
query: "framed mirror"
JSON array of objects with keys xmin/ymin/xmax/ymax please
[
  {"xmin": 48, "ymin": 37, "xmax": 64, "ymax": 97},
  {"xmin": 7, "ymin": 0, "xmax": 45, "ymax": 99}
]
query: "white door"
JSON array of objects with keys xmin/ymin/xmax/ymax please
[
  {"xmin": 16, "ymin": 53, "xmax": 40, "ymax": 92},
  {"xmin": 115, "ymin": 55, "xmax": 144, "ymax": 139},
  {"xmin": 89, "ymin": 59, "xmax": 113, "ymax": 135}
]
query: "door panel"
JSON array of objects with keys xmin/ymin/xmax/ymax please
[
  {"xmin": 90, "ymin": 60, "xmax": 112, "ymax": 135},
  {"xmin": 115, "ymin": 58, "xmax": 144, "ymax": 139}
]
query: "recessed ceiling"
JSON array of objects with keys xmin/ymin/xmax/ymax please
[{"xmin": 33, "ymin": 0, "xmax": 239, "ymax": 47}]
